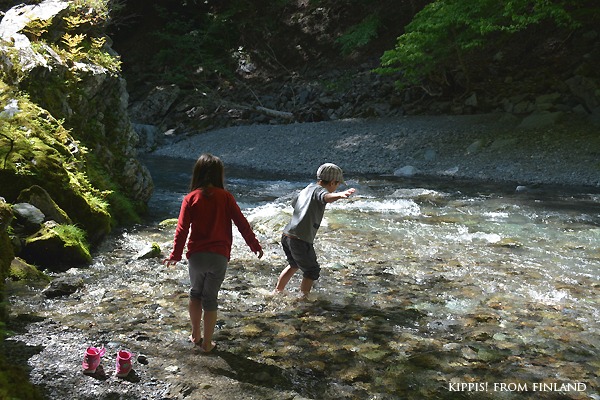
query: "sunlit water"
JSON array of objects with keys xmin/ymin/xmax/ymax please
[{"xmin": 8, "ymin": 156, "xmax": 600, "ymax": 399}]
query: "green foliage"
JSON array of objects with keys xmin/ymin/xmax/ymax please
[
  {"xmin": 16, "ymin": 0, "xmax": 122, "ymax": 73},
  {"xmin": 336, "ymin": 14, "xmax": 380, "ymax": 55},
  {"xmin": 60, "ymin": 33, "xmax": 87, "ymax": 62},
  {"xmin": 152, "ymin": 9, "xmax": 238, "ymax": 87},
  {"xmin": 22, "ymin": 18, "xmax": 53, "ymax": 42},
  {"xmin": 151, "ymin": 1, "xmax": 291, "ymax": 87},
  {"xmin": 51, "ymin": 224, "xmax": 90, "ymax": 253},
  {"xmin": 0, "ymin": 82, "xmax": 112, "ymax": 239},
  {"xmin": 378, "ymin": 0, "xmax": 578, "ymax": 89}
]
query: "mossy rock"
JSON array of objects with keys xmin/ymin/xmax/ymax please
[
  {"xmin": 0, "ymin": 200, "xmax": 14, "ymax": 321},
  {"xmin": 158, "ymin": 218, "xmax": 179, "ymax": 227},
  {"xmin": 20, "ymin": 223, "xmax": 92, "ymax": 272},
  {"xmin": 136, "ymin": 242, "xmax": 162, "ymax": 259},
  {"xmin": 0, "ymin": 84, "xmax": 113, "ymax": 243},
  {"xmin": 8, "ymin": 257, "xmax": 50, "ymax": 283}
]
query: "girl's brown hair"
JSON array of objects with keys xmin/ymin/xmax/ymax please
[{"xmin": 189, "ymin": 153, "xmax": 225, "ymax": 192}]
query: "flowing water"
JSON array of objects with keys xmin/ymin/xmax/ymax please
[{"xmin": 6, "ymin": 155, "xmax": 600, "ymax": 399}]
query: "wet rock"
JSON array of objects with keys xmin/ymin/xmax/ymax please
[
  {"xmin": 12, "ymin": 203, "xmax": 45, "ymax": 234},
  {"xmin": 42, "ymin": 275, "xmax": 84, "ymax": 298},
  {"xmin": 136, "ymin": 242, "xmax": 161, "ymax": 259}
]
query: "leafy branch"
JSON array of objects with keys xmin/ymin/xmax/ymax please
[{"xmin": 378, "ymin": 0, "xmax": 578, "ymax": 91}]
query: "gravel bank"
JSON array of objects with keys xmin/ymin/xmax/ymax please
[{"xmin": 153, "ymin": 113, "xmax": 600, "ymax": 188}]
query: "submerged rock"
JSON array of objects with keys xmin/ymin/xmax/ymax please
[{"xmin": 42, "ymin": 275, "xmax": 84, "ymax": 298}]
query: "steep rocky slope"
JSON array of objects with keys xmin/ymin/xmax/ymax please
[{"xmin": 107, "ymin": 1, "xmax": 600, "ymax": 143}]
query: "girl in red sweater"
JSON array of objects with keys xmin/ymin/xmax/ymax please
[{"xmin": 163, "ymin": 153, "xmax": 263, "ymax": 353}]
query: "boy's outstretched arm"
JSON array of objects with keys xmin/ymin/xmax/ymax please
[{"xmin": 325, "ymin": 188, "xmax": 356, "ymax": 203}]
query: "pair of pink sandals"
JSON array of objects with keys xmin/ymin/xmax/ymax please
[{"xmin": 82, "ymin": 346, "xmax": 133, "ymax": 377}]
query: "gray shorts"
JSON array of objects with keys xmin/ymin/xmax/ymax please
[
  {"xmin": 188, "ymin": 252, "xmax": 228, "ymax": 311},
  {"xmin": 281, "ymin": 234, "xmax": 320, "ymax": 280}
]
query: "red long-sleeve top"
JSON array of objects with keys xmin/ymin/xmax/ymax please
[{"xmin": 168, "ymin": 187, "xmax": 262, "ymax": 261}]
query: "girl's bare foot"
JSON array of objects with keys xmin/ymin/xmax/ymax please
[
  {"xmin": 189, "ymin": 335, "xmax": 202, "ymax": 346},
  {"xmin": 201, "ymin": 341, "xmax": 216, "ymax": 353}
]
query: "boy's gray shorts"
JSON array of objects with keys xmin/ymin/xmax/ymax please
[
  {"xmin": 281, "ymin": 234, "xmax": 320, "ymax": 280},
  {"xmin": 188, "ymin": 252, "xmax": 228, "ymax": 311}
]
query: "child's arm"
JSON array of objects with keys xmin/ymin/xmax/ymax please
[{"xmin": 325, "ymin": 188, "xmax": 356, "ymax": 203}]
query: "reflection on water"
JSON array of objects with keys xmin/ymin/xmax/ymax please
[{"xmin": 9, "ymin": 156, "xmax": 600, "ymax": 399}]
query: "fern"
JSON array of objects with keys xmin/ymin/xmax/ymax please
[
  {"xmin": 61, "ymin": 33, "xmax": 87, "ymax": 62},
  {"xmin": 22, "ymin": 18, "xmax": 53, "ymax": 42}
]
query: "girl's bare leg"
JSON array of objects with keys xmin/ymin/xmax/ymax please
[
  {"xmin": 189, "ymin": 297, "xmax": 203, "ymax": 344},
  {"xmin": 201, "ymin": 310, "xmax": 218, "ymax": 352}
]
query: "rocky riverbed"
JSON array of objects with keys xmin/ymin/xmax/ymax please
[
  {"xmin": 153, "ymin": 113, "xmax": 600, "ymax": 189},
  {"xmin": 4, "ymin": 114, "xmax": 600, "ymax": 400}
]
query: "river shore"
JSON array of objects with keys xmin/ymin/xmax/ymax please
[{"xmin": 153, "ymin": 113, "xmax": 600, "ymax": 189}]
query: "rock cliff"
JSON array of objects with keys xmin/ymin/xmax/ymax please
[{"xmin": 0, "ymin": 1, "xmax": 153, "ymax": 271}]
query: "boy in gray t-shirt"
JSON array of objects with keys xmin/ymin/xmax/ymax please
[{"xmin": 274, "ymin": 163, "xmax": 355, "ymax": 297}]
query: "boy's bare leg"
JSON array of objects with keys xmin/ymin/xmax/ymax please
[
  {"xmin": 300, "ymin": 277, "xmax": 314, "ymax": 297},
  {"xmin": 201, "ymin": 310, "xmax": 217, "ymax": 352},
  {"xmin": 275, "ymin": 266, "xmax": 298, "ymax": 292},
  {"xmin": 189, "ymin": 297, "xmax": 203, "ymax": 344}
]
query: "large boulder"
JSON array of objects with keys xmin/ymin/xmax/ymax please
[{"xmin": 20, "ymin": 221, "xmax": 92, "ymax": 272}]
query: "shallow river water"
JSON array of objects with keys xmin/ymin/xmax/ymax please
[{"xmin": 7, "ymin": 155, "xmax": 600, "ymax": 399}]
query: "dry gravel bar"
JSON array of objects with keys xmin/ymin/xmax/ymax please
[{"xmin": 154, "ymin": 113, "xmax": 600, "ymax": 188}]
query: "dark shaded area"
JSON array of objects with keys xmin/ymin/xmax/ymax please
[{"xmin": 0, "ymin": 314, "xmax": 46, "ymax": 400}]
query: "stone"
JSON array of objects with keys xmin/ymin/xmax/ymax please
[
  {"xmin": 9, "ymin": 257, "xmax": 50, "ymax": 282},
  {"xmin": 517, "ymin": 111, "xmax": 564, "ymax": 130},
  {"xmin": 136, "ymin": 243, "xmax": 161, "ymax": 259},
  {"xmin": 466, "ymin": 140, "xmax": 483, "ymax": 155},
  {"xmin": 128, "ymin": 84, "xmax": 182, "ymax": 125},
  {"xmin": 12, "ymin": 203, "xmax": 45, "ymax": 234},
  {"xmin": 465, "ymin": 92, "xmax": 478, "ymax": 107},
  {"xmin": 393, "ymin": 165, "xmax": 418, "ymax": 177},
  {"xmin": 42, "ymin": 275, "xmax": 84, "ymax": 298}
]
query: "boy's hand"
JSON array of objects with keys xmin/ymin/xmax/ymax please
[
  {"xmin": 255, "ymin": 249, "xmax": 264, "ymax": 259},
  {"xmin": 325, "ymin": 187, "xmax": 356, "ymax": 203},
  {"xmin": 341, "ymin": 188, "xmax": 356, "ymax": 198}
]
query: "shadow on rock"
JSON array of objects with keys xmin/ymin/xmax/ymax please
[{"xmin": 208, "ymin": 349, "xmax": 326, "ymax": 398}]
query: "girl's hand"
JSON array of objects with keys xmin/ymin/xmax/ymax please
[
  {"xmin": 162, "ymin": 259, "xmax": 178, "ymax": 267},
  {"xmin": 255, "ymin": 249, "xmax": 264, "ymax": 259}
]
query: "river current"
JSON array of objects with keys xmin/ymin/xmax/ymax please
[{"xmin": 7, "ymin": 155, "xmax": 600, "ymax": 399}]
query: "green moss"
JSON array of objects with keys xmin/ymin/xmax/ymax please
[
  {"xmin": 8, "ymin": 257, "xmax": 51, "ymax": 282},
  {"xmin": 22, "ymin": 223, "xmax": 92, "ymax": 268},
  {"xmin": 159, "ymin": 218, "xmax": 178, "ymax": 228},
  {"xmin": 51, "ymin": 224, "xmax": 91, "ymax": 259},
  {"xmin": 0, "ymin": 355, "xmax": 44, "ymax": 400},
  {"xmin": 1, "ymin": 82, "xmax": 112, "ymax": 242},
  {"xmin": 0, "ymin": 201, "xmax": 14, "ymax": 322}
]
